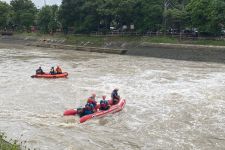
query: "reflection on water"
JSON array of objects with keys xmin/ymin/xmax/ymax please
[{"xmin": 0, "ymin": 47, "xmax": 225, "ymax": 150}]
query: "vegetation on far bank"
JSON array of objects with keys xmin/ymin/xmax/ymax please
[
  {"xmin": 15, "ymin": 32, "xmax": 225, "ymax": 47},
  {"xmin": 0, "ymin": 0, "xmax": 225, "ymax": 36}
]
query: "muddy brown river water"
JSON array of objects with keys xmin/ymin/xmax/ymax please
[{"xmin": 0, "ymin": 46, "xmax": 225, "ymax": 150}]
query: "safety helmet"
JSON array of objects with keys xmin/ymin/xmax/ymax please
[{"xmin": 92, "ymin": 93, "xmax": 96, "ymax": 97}]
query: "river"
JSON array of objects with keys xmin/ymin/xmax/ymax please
[{"xmin": 0, "ymin": 45, "xmax": 225, "ymax": 150}]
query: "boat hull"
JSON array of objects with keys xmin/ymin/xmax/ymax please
[
  {"xmin": 63, "ymin": 99, "xmax": 126, "ymax": 123},
  {"xmin": 31, "ymin": 72, "xmax": 68, "ymax": 78}
]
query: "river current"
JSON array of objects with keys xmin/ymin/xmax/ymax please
[{"xmin": 0, "ymin": 46, "xmax": 225, "ymax": 150}]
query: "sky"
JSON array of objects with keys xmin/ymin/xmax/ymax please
[{"xmin": 2, "ymin": 0, "xmax": 62, "ymax": 8}]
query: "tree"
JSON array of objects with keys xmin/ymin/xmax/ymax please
[
  {"xmin": 134, "ymin": 0, "xmax": 163, "ymax": 32},
  {"xmin": 186, "ymin": 0, "xmax": 225, "ymax": 35},
  {"xmin": 55, "ymin": 0, "xmax": 224, "ymax": 35},
  {"xmin": 115, "ymin": 0, "xmax": 137, "ymax": 29},
  {"xmin": 96, "ymin": 0, "xmax": 118, "ymax": 30},
  {"xmin": 37, "ymin": 6, "xmax": 52, "ymax": 33},
  {"xmin": 0, "ymin": 2, "xmax": 11, "ymax": 29},
  {"xmin": 78, "ymin": 0, "xmax": 100, "ymax": 32},
  {"xmin": 48, "ymin": 5, "xmax": 60, "ymax": 33},
  {"xmin": 37, "ymin": 5, "xmax": 60, "ymax": 33},
  {"xmin": 10, "ymin": 0, "xmax": 37, "ymax": 31},
  {"xmin": 165, "ymin": 8, "xmax": 188, "ymax": 32},
  {"xmin": 59, "ymin": 0, "xmax": 86, "ymax": 33},
  {"xmin": 208, "ymin": 0, "xmax": 225, "ymax": 34}
]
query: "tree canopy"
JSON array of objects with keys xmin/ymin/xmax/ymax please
[
  {"xmin": 37, "ymin": 5, "xmax": 60, "ymax": 33},
  {"xmin": 0, "ymin": 1, "xmax": 11, "ymax": 29},
  {"xmin": 0, "ymin": 0, "xmax": 224, "ymax": 35},
  {"xmin": 10, "ymin": 0, "xmax": 37, "ymax": 30}
]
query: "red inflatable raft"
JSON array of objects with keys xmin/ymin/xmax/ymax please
[
  {"xmin": 64, "ymin": 99, "xmax": 126, "ymax": 123},
  {"xmin": 31, "ymin": 72, "xmax": 68, "ymax": 78}
]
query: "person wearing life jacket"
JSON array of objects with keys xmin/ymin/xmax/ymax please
[
  {"xmin": 49, "ymin": 67, "xmax": 56, "ymax": 75},
  {"xmin": 100, "ymin": 96, "xmax": 110, "ymax": 110},
  {"xmin": 76, "ymin": 107, "xmax": 85, "ymax": 117},
  {"xmin": 111, "ymin": 88, "xmax": 120, "ymax": 105},
  {"xmin": 83, "ymin": 103, "xmax": 94, "ymax": 116},
  {"xmin": 87, "ymin": 93, "xmax": 97, "ymax": 108},
  {"xmin": 56, "ymin": 66, "xmax": 62, "ymax": 74},
  {"xmin": 36, "ymin": 67, "xmax": 44, "ymax": 75}
]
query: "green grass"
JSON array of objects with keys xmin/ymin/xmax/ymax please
[
  {"xmin": 141, "ymin": 36, "xmax": 179, "ymax": 44},
  {"xmin": 0, "ymin": 133, "xmax": 21, "ymax": 150},
  {"xmin": 15, "ymin": 32, "xmax": 65, "ymax": 40},
  {"xmin": 14, "ymin": 32, "xmax": 225, "ymax": 47},
  {"xmin": 65, "ymin": 35, "xmax": 104, "ymax": 46},
  {"xmin": 65, "ymin": 35, "xmax": 143, "ymax": 46},
  {"xmin": 190, "ymin": 39, "xmax": 225, "ymax": 46},
  {"xmin": 65, "ymin": 35, "xmax": 225, "ymax": 47}
]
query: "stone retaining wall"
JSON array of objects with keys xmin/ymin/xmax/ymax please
[{"xmin": 26, "ymin": 43, "xmax": 127, "ymax": 54}]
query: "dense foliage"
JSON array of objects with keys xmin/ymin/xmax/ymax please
[
  {"xmin": 0, "ymin": 0, "xmax": 224, "ymax": 35},
  {"xmin": 10, "ymin": 0, "xmax": 37, "ymax": 30},
  {"xmin": 37, "ymin": 5, "xmax": 60, "ymax": 33}
]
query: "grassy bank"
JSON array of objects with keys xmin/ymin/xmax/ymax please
[
  {"xmin": 15, "ymin": 32, "xmax": 225, "ymax": 47},
  {"xmin": 0, "ymin": 133, "xmax": 20, "ymax": 150}
]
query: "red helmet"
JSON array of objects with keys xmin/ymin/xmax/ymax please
[{"xmin": 88, "ymin": 98, "xmax": 92, "ymax": 101}]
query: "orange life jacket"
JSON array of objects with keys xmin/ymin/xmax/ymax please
[{"xmin": 56, "ymin": 67, "xmax": 62, "ymax": 73}]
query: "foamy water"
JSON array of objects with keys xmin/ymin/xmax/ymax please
[{"xmin": 0, "ymin": 47, "xmax": 225, "ymax": 149}]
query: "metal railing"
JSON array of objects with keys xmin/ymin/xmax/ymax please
[{"xmin": 89, "ymin": 31, "xmax": 225, "ymax": 40}]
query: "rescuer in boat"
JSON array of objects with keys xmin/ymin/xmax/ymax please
[
  {"xmin": 83, "ymin": 103, "xmax": 95, "ymax": 116},
  {"xmin": 50, "ymin": 67, "xmax": 56, "ymax": 75},
  {"xmin": 76, "ymin": 94, "xmax": 97, "ymax": 117},
  {"xmin": 76, "ymin": 107, "xmax": 85, "ymax": 117},
  {"xmin": 36, "ymin": 67, "xmax": 44, "ymax": 74},
  {"xmin": 77, "ymin": 101, "xmax": 96, "ymax": 117},
  {"xmin": 87, "ymin": 93, "xmax": 97, "ymax": 109},
  {"xmin": 56, "ymin": 66, "xmax": 62, "ymax": 74},
  {"xmin": 100, "ymin": 95, "xmax": 110, "ymax": 110},
  {"xmin": 111, "ymin": 88, "xmax": 120, "ymax": 105}
]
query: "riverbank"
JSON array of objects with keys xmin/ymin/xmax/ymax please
[
  {"xmin": 15, "ymin": 32, "xmax": 225, "ymax": 46},
  {"xmin": 26, "ymin": 43, "xmax": 127, "ymax": 54},
  {"xmin": 1, "ymin": 33, "xmax": 225, "ymax": 63},
  {"xmin": 0, "ymin": 133, "xmax": 20, "ymax": 150}
]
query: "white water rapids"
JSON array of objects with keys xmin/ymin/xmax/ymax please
[{"xmin": 0, "ymin": 46, "xmax": 225, "ymax": 150}]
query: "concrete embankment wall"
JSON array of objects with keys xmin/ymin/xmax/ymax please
[
  {"xmin": 0, "ymin": 36, "xmax": 127, "ymax": 54},
  {"xmin": 127, "ymin": 43, "xmax": 225, "ymax": 63},
  {"xmin": 26, "ymin": 43, "xmax": 128, "ymax": 54},
  {"xmin": 1, "ymin": 35, "xmax": 225, "ymax": 63}
]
